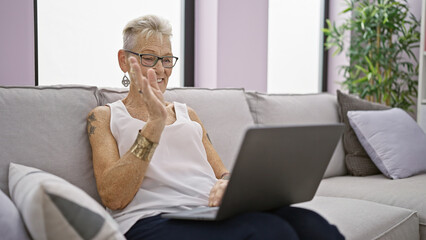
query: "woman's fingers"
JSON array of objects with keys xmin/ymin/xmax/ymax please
[
  {"xmin": 128, "ymin": 56, "xmax": 167, "ymax": 124},
  {"xmin": 211, "ymin": 181, "xmax": 226, "ymax": 206},
  {"xmin": 208, "ymin": 180, "xmax": 228, "ymax": 207},
  {"xmin": 146, "ymin": 69, "xmax": 165, "ymax": 104},
  {"xmin": 140, "ymin": 72, "xmax": 153, "ymax": 98},
  {"xmin": 147, "ymin": 69, "xmax": 160, "ymax": 91},
  {"xmin": 129, "ymin": 57, "xmax": 158, "ymax": 102},
  {"xmin": 129, "ymin": 57, "xmax": 144, "ymax": 89}
]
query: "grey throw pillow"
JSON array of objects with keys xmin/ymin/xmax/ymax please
[
  {"xmin": 348, "ymin": 108, "xmax": 426, "ymax": 179},
  {"xmin": 336, "ymin": 90, "xmax": 390, "ymax": 176}
]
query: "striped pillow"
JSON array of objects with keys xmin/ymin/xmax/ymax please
[{"xmin": 8, "ymin": 163, "xmax": 125, "ymax": 240}]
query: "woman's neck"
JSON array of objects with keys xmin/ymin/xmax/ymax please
[
  {"xmin": 122, "ymin": 86, "xmax": 170, "ymax": 112},
  {"xmin": 122, "ymin": 87, "xmax": 148, "ymax": 111}
]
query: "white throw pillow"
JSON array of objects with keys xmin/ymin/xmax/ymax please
[
  {"xmin": 347, "ymin": 108, "xmax": 426, "ymax": 179},
  {"xmin": 8, "ymin": 163, "xmax": 125, "ymax": 240}
]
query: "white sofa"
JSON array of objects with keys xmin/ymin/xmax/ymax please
[{"xmin": 0, "ymin": 85, "xmax": 424, "ymax": 240}]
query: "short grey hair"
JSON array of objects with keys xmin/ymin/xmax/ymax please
[{"xmin": 122, "ymin": 15, "xmax": 173, "ymax": 50}]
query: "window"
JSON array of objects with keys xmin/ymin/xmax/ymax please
[
  {"xmin": 268, "ymin": 0, "xmax": 326, "ymax": 93},
  {"xmin": 36, "ymin": 0, "xmax": 183, "ymax": 87}
]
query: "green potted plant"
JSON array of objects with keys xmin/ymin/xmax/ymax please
[{"xmin": 323, "ymin": 0, "xmax": 420, "ymax": 112}]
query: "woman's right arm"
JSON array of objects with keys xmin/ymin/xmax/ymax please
[
  {"xmin": 87, "ymin": 106, "xmax": 154, "ymax": 210},
  {"xmin": 88, "ymin": 57, "xmax": 166, "ymax": 210}
]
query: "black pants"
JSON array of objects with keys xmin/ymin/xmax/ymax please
[{"xmin": 125, "ymin": 206, "xmax": 345, "ymax": 240}]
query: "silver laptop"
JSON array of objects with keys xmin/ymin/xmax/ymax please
[{"xmin": 162, "ymin": 123, "xmax": 344, "ymax": 221}]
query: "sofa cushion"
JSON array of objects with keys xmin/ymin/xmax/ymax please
[
  {"xmin": 97, "ymin": 87, "xmax": 128, "ymax": 105},
  {"xmin": 245, "ymin": 92, "xmax": 345, "ymax": 178},
  {"xmin": 317, "ymin": 173, "xmax": 426, "ymax": 233},
  {"xmin": 348, "ymin": 108, "xmax": 426, "ymax": 179},
  {"xmin": 9, "ymin": 163, "xmax": 124, "ymax": 240},
  {"xmin": 295, "ymin": 196, "xmax": 419, "ymax": 240},
  {"xmin": 99, "ymin": 87, "xmax": 255, "ymax": 170},
  {"xmin": 336, "ymin": 90, "xmax": 390, "ymax": 176},
  {"xmin": 0, "ymin": 189, "xmax": 30, "ymax": 240},
  {"xmin": 245, "ymin": 92, "xmax": 340, "ymax": 124},
  {"xmin": 0, "ymin": 86, "xmax": 101, "ymax": 202}
]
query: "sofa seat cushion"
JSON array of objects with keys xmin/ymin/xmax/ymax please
[
  {"xmin": 99, "ymin": 88, "xmax": 255, "ymax": 170},
  {"xmin": 317, "ymin": 174, "xmax": 426, "ymax": 234},
  {"xmin": 0, "ymin": 86, "xmax": 101, "ymax": 202},
  {"xmin": 245, "ymin": 92, "xmax": 345, "ymax": 178},
  {"xmin": 295, "ymin": 196, "xmax": 419, "ymax": 240}
]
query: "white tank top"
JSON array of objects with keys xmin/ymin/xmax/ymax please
[{"xmin": 106, "ymin": 100, "xmax": 217, "ymax": 234}]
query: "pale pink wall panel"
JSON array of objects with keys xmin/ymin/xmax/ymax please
[{"xmin": 0, "ymin": 0, "xmax": 35, "ymax": 86}]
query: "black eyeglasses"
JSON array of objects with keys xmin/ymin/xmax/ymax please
[{"xmin": 124, "ymin": 50, "xmax": 178, "ymax": 68}]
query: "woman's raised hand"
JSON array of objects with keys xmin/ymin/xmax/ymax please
[{"xmin": 129, "ymin": 57, "xmax": 167, "ymax": 141}]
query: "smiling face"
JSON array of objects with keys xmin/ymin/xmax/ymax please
[{"xmin": 129, "ymin": 34, "xmax": 173, "ymax": 93}]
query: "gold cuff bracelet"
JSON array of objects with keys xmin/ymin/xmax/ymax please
[{"xmin": 130, "ymin": 131, "xmax": 158, "ymax": 161}]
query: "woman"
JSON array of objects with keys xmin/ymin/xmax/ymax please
[{"xmin": 87, "ymin": 15, "xmax": 344, "ymax": 240}]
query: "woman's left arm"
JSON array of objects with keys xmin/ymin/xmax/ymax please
[
  {"xmin": 187, "ymin": 107, "xmax": 229, "ymax": 178},
  {"xmin": 188, "ymin": 108, "xmax": 229, "ymax": 207}
]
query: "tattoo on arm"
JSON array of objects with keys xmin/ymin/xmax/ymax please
[
  {"xmin": 87, "ymin": 112, "xmax": 97, "ymax": 137},
  {"xmin": 206, "ymin": 133, "xmax": 212, "ymax": 144}
]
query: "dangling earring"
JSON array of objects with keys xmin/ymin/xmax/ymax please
[{"xmin": 122, "ymin": 73, "xmax": 130, "ymax": 87}]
